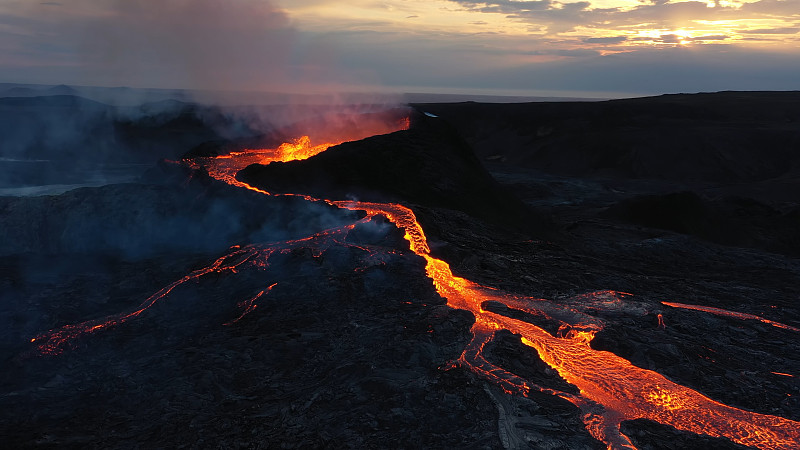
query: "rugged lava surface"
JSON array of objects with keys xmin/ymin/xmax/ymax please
[
  {"xmin": 1, "ymin": 92, "xmax": 799, "ymax": 448},
  {"xmin": 237, "ymin": 113, "xmax": 546, "ymax": 235}
]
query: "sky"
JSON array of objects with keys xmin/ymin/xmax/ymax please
[{"xmin": 0, "ymin": 0, "xmax": 798, "ymax": 97}]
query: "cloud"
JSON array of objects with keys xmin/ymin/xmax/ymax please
[
  {"xmin": 449, "ymin": 0, "xmax": 799, "ymax": 36},
  {"xmin": 626, "ymin": 32, "xmax": 728, "ymax": 45},
  {"xmin": 691, "ymin": 34, "xmax": 728, "ymax": 40},
  {"xmin": 2, "ymin": 0, "xmax": 800, "ymax": 97},
  {"xmin": 452, "ymin": 0, "xmax": 553, "ymax": 10},
  {"xmin": 553, "ymin": 48, "xmax": 602, "ymax": 56},
  {"xmin": 307, "ymin": 16, "xmax": 798, "ymax": 94},
  {"xmin": 740, "ymin": 0, "xmax": 800, "ymax": 15},
  {"xmin": 660, "ymin": 34, "xmax": 684, "ymax": 43},
  {"xmin": 476, "ymin": 45, "xmax": 800, "ymax": 94},
  {"xmin": 584, "ymin": 36, "xmax": 628, "ymax": 44},
  {"xmin": 741, "ymin": 27, "xmax": 800, "ymax": 34},
  {"xmin": 0, "ymin": 0, "xmax": 379, "ymax": 93},
  {"xmin": 451, "ymin": 0, "xmax": 592, "ymax": 33},
  {"xmin": 74, "ymin": 0, "xmax": 296, "ymax": 90}
]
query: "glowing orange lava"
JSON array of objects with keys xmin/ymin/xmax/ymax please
[
  {"xmin": 772, "ymin": 372, "xmax": 795, "ymax": 378},
  {"xmin": 31, "ymin": 221, "xmax": 366, "ymax": 355},
  {"xmin": 31, "ymin": 246, "xmax": 262, "ymax": 355},
  {"xmin": 184, "ymin": 135, "xmax": 332, "ymax": 194},
  {"xmin": 224, "ymin": 282, "xmax": 277, "ymax": 326},
  {"xmin": 29, "ymin": 121, "xmax": 800, "ymax": 449}
]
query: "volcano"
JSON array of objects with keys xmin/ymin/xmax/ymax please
[{"xmin": 1, "ymin": 91, "xmax": 799, "ymax": 449}]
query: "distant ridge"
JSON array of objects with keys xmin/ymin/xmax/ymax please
[
  {"xmin": 402, "ymin": 92, "xmax": 604, "ymax": 103},
  {"xmin": 0, "ymin": 94, "xmax": 109, "ymax": 109},
  {"xmin": 0, "ymin": 82, "xmax": 614, "ymax": 106},
  {"xmin": 415, "ymin": 90, "xmax": 800, "ymax": 184},
  {"xmin": 45, "ymin": 84, "xmax": 79, "ymax": 96}
]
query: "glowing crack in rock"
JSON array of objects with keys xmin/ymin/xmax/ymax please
[
  {"xmin": 29, "ymin": 123, "xmax": 800, "ymax": 449},
  {"xmin": 662, "ymin": 301, "xmax": 800, "ymax": 333}
]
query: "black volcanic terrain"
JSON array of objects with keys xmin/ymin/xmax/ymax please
[
  {"xmin": 237, "ymin": 113, "xmax": 545, "ymax": 233},
  {"xmin": 417, "ymin": 92, "xmax": 800, "ymax": 256},
  {"xmin": 1, "ymin": 91, "xmax": 799, "ymax": 449},
  {"xmin": 416, "ymin": 91, "xmax": 800, "ymax": 183}
]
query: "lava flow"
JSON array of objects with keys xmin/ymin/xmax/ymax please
[
  {"xmin": 31, "ymin": 218, "xmax": 372, "ymax": 355},
  {"xmin": 185, "ymin": 135, "xmax": 333, "ymax": 193},
  {"xmin": 29, "ymin": 125, "xmax": 800, "ymax": 449}
]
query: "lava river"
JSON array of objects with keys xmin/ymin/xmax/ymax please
[{"xmin": 30, "ymin": 129, "xmax": 800, "ymax": 449}]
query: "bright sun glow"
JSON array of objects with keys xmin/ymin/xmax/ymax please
[{"xmin": 275, "ymin": 0, "xmax": 800, "ymax": 52}]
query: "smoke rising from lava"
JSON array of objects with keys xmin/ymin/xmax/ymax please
[
  {"xmin": 1, "ymin": 0, "xmax": 411, "ymax": 195},
  {"xmin": 40, "ymin": 0, "xmax": 295, "ymax": 92},
  {"xmin": 4, "ymin": 0, "xmax": 389, "ymax": 98}
]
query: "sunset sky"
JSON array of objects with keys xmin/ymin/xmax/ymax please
[{"xmin": 1, "ymin": 0, "xmax": 798, "ymax": 97}]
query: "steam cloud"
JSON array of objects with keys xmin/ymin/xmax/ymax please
[
  {"xmin": 3, "ymin": 0, "xmax": 386, "ymax": 96},
  {"xmin": 29, "ymin": 0, "xmax": 297, "ymax": 92},
  {"xmin": 0, "ymin": 0, "xmax": 409, "ymax": 193}
]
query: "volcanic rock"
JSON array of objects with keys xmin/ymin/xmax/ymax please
[
  {"xmin": 416, "ymin": 91, "xmax": 800, "ymax": 183},
  {"xmin": 0, "ymin": 212, "xmax": 501, "ymax": 448},
  {"xmin": 0, "ymin": 175, "xmax": 362, "ymax": 259},
  {"xmin": 237, "ymin": 112, "xmax": 550, "ymax": 234},
  {"xmin": 605, "ymin": 191, "xmax": 800, "ymax": 256},
  {"xmin": 3, "ymin": 91, "xmax": 800, "ymax": 449}
]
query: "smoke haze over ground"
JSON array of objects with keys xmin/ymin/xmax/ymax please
[
  {"xmin": 0, "ymin": 0, "xmax": 416, "ymax": 193},
  {"xmin": 0, "ymin": 0, "xmax": 389, "ymax": 96}
]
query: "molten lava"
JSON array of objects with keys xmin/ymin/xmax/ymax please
[
  {"xmin": 29, "ymin": 122, "xmax": 800, "ymax": 449},
  {"xmin": 184, "ymin": 136, "xmax": 332, "ymax": 193}
]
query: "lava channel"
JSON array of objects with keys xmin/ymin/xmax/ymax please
[{"xmin": 30, "ymin": 129, "xmax": 800, "ymax": 449}]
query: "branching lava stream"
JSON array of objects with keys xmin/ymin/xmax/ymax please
[{"xmin": 30, "ymin": 127, "xmax": 800, "ymax": 449}]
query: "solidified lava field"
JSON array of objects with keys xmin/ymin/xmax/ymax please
[{"xmin": 1, "ymin": 91, "xmax": 799, "ymax": 449}]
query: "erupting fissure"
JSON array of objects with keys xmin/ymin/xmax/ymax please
[{"xmin": 30, "ymin": 127, "xmax": 800, "ymax": 449}]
